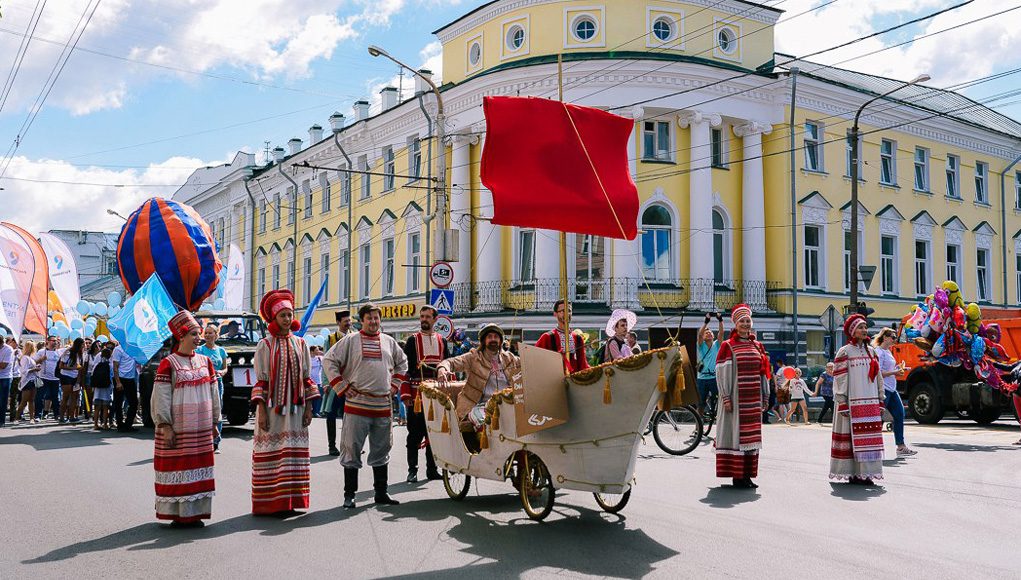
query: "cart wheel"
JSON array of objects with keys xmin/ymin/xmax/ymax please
[
  {"xmin": 652, "ymin": 406, "xmax": 703, "ymax": 456},
  {"xmin": 442, "ymin": 469, "xmax": 471, "ymax": 501},
  {"xmin": 519, "ymin": 452, "xmax": 555, "ymax": 521},
  {"xmin": 593, "ymin": 488, "xmax": 631, "ymax": 514}
]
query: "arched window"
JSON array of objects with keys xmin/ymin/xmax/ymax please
[
  {"xmin": 641, "ymin": 205, "xmax": 672, "ymax": 281},
  {"xmin": 712, "ymin": 209, "xmax": 730, "ymax": 284}
]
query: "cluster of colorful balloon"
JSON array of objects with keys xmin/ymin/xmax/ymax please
[
  {"xmin": 46, "ymin": 291, "xmax": 123, "ymax": 343},
  {"xmin": 904, "ymin": 280, "xmax": 1014, "ymax": 392}
]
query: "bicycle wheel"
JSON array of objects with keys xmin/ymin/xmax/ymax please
[
  {"xmin": 442, "ymin": 469, "xmax": 471, "ymax": 501},
  {"xmin": 519, "ymin": 452, "xmax": 555, "ymax": 521},
  {"xmin": 702, "ymin": 405, "xmax": 716, "ymax": 437},
  {"xmin": 594, "ymin": 488, "xmax": 631, "ymax": 514},
  {"xmin": 652, "ymin": 406, "xmax": 702, "ymax": 455},
  {"xmin": 643, "ymin": 411, "xmax": 657, "ymax": 436}
]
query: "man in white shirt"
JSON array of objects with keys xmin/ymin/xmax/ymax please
[
  {"xmin": 34, "ymin": 337, "xmax": 62, "ymax": 420},
  {"xmin": 0, "ymin": 338, "xmax": 13, "ymax": 427},
  {"xmin": 111, "ymin": 342, "xmax": 140, "ymax": 432}
]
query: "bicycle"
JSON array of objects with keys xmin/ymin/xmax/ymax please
[
  {"xmin": 700, "ymin": 392, "xmax": 717, "ymax": 438},
  {"xmin": 649, "ymin": 405, "xmax": 703, "ymax": 455}
]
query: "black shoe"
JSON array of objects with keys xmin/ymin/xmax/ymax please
[
  {"xmin": 329, "ymin": 446, "xmax": 340, "ymax": 457},
  {"xmin": 343, "ymin": 467, "xmax": 358, "ymax": 508},
  {"xmin": 425, "ymin": 470, "xmax": 443, "ymax": 481},
  {"xmin": 374, "ymin": 494, "xmax": 400, "ymax": 505},
  {"xmin": 169, "ymin": 520, "xmax": 205, "ymax": 528},
  {"xmin": 343, "ymin": 496, "xmax": 356, "ymax": 509},
  {"xmin": 373, "ymin": 465, "xmax": 399, "ymax": 505},
  {"xmin": 745, "ymin": 479, "xmax": 759, "ymax": 489},
  {"xmin": 406, "ymin": 471, "xmax": 418, "ymax": 483}
]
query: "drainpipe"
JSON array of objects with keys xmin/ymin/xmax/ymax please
[
  {"xmin": 788, "ymin": 67, "xmax": 800, "ymax": 367},
  {"xmin": 1000, "ymin": 152, "xmax": 1021, "ymax": 305},
  {"xmin": 417, "ymin": 91, "xmax": 434, "ymax": 297},
  {"xmin": 332, "ymin": 131, "xmax": 354, "ymax": 315},
  {"xmin": 278, "ymin": 163, "xmax": 300, "ymax": 294},
  {"xmin": 243, "ymin": 173, "xmax": 257, "ymax": 312}
]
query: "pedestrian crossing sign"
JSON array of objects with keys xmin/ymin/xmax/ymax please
[{"xmin": 429, "ymin": 288, "xmax": 455, "ymax": 315}]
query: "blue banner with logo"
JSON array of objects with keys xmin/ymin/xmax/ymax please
[
  {"xmin": 296, "ymin": 275, "xmax": 328, "ymax": 338},
  {"xmin": 107, "ymin": 273, "xmax": 178, "ymax": 365}
]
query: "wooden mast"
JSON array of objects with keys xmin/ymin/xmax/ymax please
[{"xmin": 558, "ymin": 54, "xmax": 571, "ymax": 375}]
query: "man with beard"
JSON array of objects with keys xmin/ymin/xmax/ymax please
[
  {"xmin": 400, "ymin": 306, "xmax": 447, "ymax": 483},
  {"xmin": 535, "ymin": 299, "xmax": 589, "ymax": 374},
  {"xmin": 323, "ymin": 310, "xmax": 352, "ymax": 456},
  {"xmin": 323, "ymin": 303, "xmax": 408, "ymax": 509},
  {"xmin": 437, "ymin": 324, "xmax": 520, "ymax": 445}
]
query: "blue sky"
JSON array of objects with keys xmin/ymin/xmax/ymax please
[{"xmin": 0, "ymin": 0, "xmax": 1018, "ymax": 233}]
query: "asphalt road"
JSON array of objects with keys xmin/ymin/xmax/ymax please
[{"xmin": 2, "ymin": 416, "xmax": 1019, "ymax": 580}]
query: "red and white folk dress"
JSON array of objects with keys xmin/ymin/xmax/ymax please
[
  {"xmin": 151, "ymin": 352, "xmax": 220, "ymax": 523},
  {"xmin": 713, "ymin": 334, "xmax": 769, "ymax": 479}
]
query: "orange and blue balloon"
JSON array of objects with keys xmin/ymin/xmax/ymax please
[{"xmin": 117, "ymin": 198, "xmax": 222, "ymax": 311}]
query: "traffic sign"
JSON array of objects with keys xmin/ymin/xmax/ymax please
[
  {"xmin": 429, "ymin": 288, "xmax": 454, "ymax": 315},
  {"xmin": 819, "ymin": 304, "xmax": 843, "ymax": 333},
  {"xmin": 429, "ymin": 262, "xmax": 454, "ymax": 288},
  {"xmin": 433, "ymin": 315, "xmax": 454, "ymax": 339}
]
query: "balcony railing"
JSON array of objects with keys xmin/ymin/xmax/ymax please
[{"xmin": 448, "ymin": 278, "xmax": 781, "ymax": 315}]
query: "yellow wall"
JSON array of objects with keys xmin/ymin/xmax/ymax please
[{"xmin": 441, "ymin": 0, "xmax": 776, "ymax": 86}]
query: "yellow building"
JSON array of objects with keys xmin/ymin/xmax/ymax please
[{"xmin": 177, "ymin": 0, "xmax": 1021, "ymax": 365}]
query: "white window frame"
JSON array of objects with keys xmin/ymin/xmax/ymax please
[
  {"xmin": 712, "ymin": 18, "xmax": 742, "ymax": 61},
  {"xmin": 465, "ymin": 33, "xmax": 483, "ymax": 74},
  {"xmin": 359, "ymin": 156, "xmax": 371, "ymax": 200},
  {"xmin": 287, "ymin": 187, "xmax": 296, "ymax": 225},
  {"xmin": 516, "ymin": 228, "xmax": 536, "ymax": 283},
  {"xmin": 804, "ymin": 224, "xmax": 822, "ymax": 290},
  {"xmin": 804, "ymin": 121, "xmax": 823, "ymax": 172},
  {"xmin": 383, "ymin": 237, "xmax": 395, "ymax": 296},
  {"xmin": 273, "ymin": 193, "xmax": 282, "ymax": 229},
  {"xmin": 340, "ymin": 168, "xmax": 351, "ymax": 206},
  {"xmin": 880, "ymin": 138, "xmax": 896, "ymax": 185},
  {"xmin": 710, "ymin": 126, "xmax": 728, "ymax": 168},
  {"xmin": 302, "ymin": 179, "xmax": 313, "ymax": 219},
  {"xmin": 382, "ymin": 146, "xmax": 395, "ymax": 192},
  {"xmin": 258, "ymin": 267, "xmax": 266, "ymax": 298},
  {"xmin": 880, "ymin": 235, "xmax": 897, "ymax": 294},
  {"xmin": 712, "ymin": 207, "xmax": 731, "ymax": 284},
  {"xmin": 407, "ymin": 231, "xmax": 422, "ymax": 293},
  {"xmin": 642, "ymin": 120, "xmax": 672, "ymax": 161},
  {"xmin": 259, "ymin": 200, "xmax": 267, "ymax": 233},
  {"xmin": 946, "ymin": 154, "xmax": 960, "ymax": 199},
  {"xmin": 320, "ymin": 252, "xmax": 330, "ymax": 304},
  {"xmin": 976, "ymin": 247, "xmax": 990, "ymax": 301},
  {"xmin": 975, "ymin": 161, "xmax": 988, "ymax": 203},
  {"xmin": 287, "ymin": 258, "xmax": 295, "ymax": 290},
  {"xmin": 500, "ymin": 16, "xmax": 529, "ymax": 60},
  {"xmin": 646, "ymin": 8, "xmax": 684, "ymax": 50},
  {"xmin": 641, "ymin": 204, "xmax": 674, "ymax": 281},
  {"xmin": 339, "ymin": 248, "xmax": 350, "ymax": 302},
  {"xmin": 914, "ymin": 147, "xmax": 930, "ymax": 192},
  {"xmin": 1015, "ymin": 171, "xmax": 1021, "ymax": 210},
  {"xmin": 320, "ymin": 173, "xmax": 331, "ymax": 213},
  {"xmin": 946, "ymin": 243, "xmax": 961, "ymax": 289},
  {"xmin": 843, "ymin": 228, "xmax": 864, "ymax": 293},
  {"xmin": 914, "ymin": 240, "xmax": 931, "ymax": 296},
  {"xmin": 303, "ymin": 256, "xmax": 312, "ymax": 304},
  {"xmin": 407, "ymin": 137, "xmax": 421, "ymax": 182},
  {"xmin": 359, "ymin": 243, "xmax": 371, "ymax": 299},
  {"xmin": 564, "ymin": 8, "xmax": 605, "ymax": 48}
]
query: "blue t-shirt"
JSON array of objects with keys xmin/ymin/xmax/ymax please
[
  {"xmin": 196, "ymin": 344, "xmax": 227, "ymax": 386},
  {"xmin": 818, "ymin": 373, "xmax": 834, "ymax": 397},
  {"xmin": 697, "ymin": 340, "xmax": 720, "ymax": 380}
]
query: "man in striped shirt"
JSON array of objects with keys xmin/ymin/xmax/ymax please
[{"xmin": 323, "ymin": 303, "xmax": 409, "ymax": 509}]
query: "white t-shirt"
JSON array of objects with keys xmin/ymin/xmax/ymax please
[
  {"xmin": 19, "ymin": 354, "xmax": 39, "ymax": 384},
  {"xmin": 36, "ymin": 348, "xmax": 61, "ymax": 381},
  {"xmin": 0, "ymin": 344, "xmax": 13, "ymax": 380},
  {"xmin": 877, "ymin": 347, "xmax": 899, "ymax": 392},
  {"xmin": 59, "ymin": 350, "xmax": 81, "ymax": 379},
  {"xmin": 112, "ymin": 346, "xmax": 138, "ymax": 379}
]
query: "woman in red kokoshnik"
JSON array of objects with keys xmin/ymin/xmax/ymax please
[
  {"xmin": 714, "ymin": 304, "xmax": 770, "ymax": 489},
  {"xmin": 251, "ymin": 289, "xmax": 320, "ymax": 515},
  {"xmin": 152, "ymin": 310, "xmax": 220, "ymax": 527},
  {"xmin": 830, "ymin": 314, "xmax": 885, "ymax": 485}
]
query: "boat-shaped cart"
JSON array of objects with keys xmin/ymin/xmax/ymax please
[{"xmin": 419, "ymin": 346, "xmax": 683, "ymax": 521}]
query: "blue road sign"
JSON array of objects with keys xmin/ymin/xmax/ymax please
[{"xmin": 429, "ymin": 288, "xmax": 454, "ymax": 315}]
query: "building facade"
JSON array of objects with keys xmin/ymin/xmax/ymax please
[{"xmin": 177, "ymin": 0, "xmax": 1021, "ymax": 366}]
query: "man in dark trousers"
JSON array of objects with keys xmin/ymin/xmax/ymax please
[
  {"xmin": 324, "ymin": 310, "xmax": 351, "ymax": 456},
  {"xmin": 400, "ymin": 306, "xmax": 446, "ymax": 482}
]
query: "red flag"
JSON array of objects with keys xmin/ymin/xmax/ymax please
[{"xmin": 480, "ymin": 96, "xmax": 639, "ymax": 240}]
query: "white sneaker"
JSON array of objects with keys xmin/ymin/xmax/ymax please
[{"xmin": 897, "ymin": 447, "xmax": 917, "ymax": 457}]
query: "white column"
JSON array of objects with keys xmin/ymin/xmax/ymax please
[
  {"xmin": 678, "ymin": 110, "xmax": 721, "ymax": 309},
  {"xmin": 610, "ymin": 236, "xmax": 641, "ymax": 309},
  {"xmin": 474, "ymin": 135, "xmax": 503, "ymax": 312},
  {"xmin": 534, "ymin": 228, "xmax": 561, "ymax": 310},
  {"xmin": 448, "ymin": 134, "xmax": 475, "ymax": 289},
  {"xmin": 734, "ymin": 121, "xmax": 771, "ymax": 310}
]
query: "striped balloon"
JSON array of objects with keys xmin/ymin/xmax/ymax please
[{"xmin": 117, "ymin": 198, "xmax": 223, "ymax": 311}]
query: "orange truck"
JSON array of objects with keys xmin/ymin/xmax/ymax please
[{"xmin": 891, "ymin": 310, "xmax": 1021, "ymax": 425}]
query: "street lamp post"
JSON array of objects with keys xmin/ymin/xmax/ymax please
[
  {"xmin": 368, "ymin": 45, "xmax": 448, "ymax": 262},
  {"xmin": 849, "ymin": 74, "xmax": 929, "ymax": 309},
  {"xmin": 106, "ymin": 208, "xmax": 128, "ymax": 221}
]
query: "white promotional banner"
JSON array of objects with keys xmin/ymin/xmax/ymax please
[
  {"xmin": 223, "ymin": 243, "xmax": 246, "ymax": 312},
  {"xmin": 0, "ymin": 225, "xmax": 37, "ymax": 340},
  {"xmin": 38, "ymin": 232, "xmax": 82, "ymax": 323}
]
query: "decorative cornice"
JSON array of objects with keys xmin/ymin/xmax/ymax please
[
  {"xmin": 677, "ymin": 110, "xmax": 722, "ymax": 128},
  {"xmin": 733, "ymin": 120, "xmax": 772, "ymax": 137}
]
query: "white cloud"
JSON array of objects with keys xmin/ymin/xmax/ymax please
[
  {"xmin": 0, "ymin": 154, "xmax": 218, "ymax": 233},
  {"xmin": 775, "ymin": 0, "xmax": 1021, "ymax": 87},
  {"xmin": 363, "ymin": 40, "xmax": 444, "ymax": 115}
]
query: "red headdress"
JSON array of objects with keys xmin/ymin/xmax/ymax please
[
  {"xmin": 731, "ymin": 304, "xmax": 752, "ymax": 324},
  {"xmin": 260, "ymin": 289, "xmax": 300, "ymax": 335},
  {"xmin": 843, "ymin": 313, "xmax": 879, "ymax": 381},
  {"xmin": 167, "ymin": 311, "xmax": 200, "ymax": 341}
]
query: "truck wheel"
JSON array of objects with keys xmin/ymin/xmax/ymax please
[
  {"xmin": 972, "ymin": 407, "xmax": 1001, "ymax": 425},
  {"xmin": 227, "ymin": 406, "xmax": 250, "ymax": 426},
  {"xmin": 909, "ymin": 382, "xmax": 943, "ymax": 424}
]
